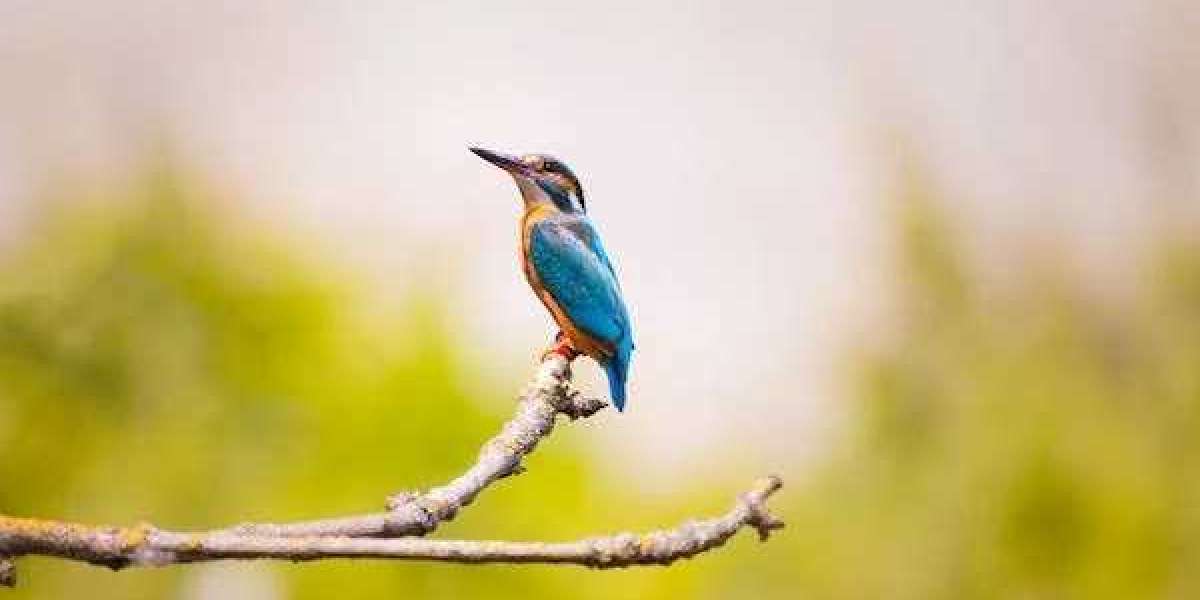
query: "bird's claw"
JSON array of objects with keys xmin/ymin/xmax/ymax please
[{"xmin": 539, "ymin": 337, "xmax": 580, "ymax": 363}]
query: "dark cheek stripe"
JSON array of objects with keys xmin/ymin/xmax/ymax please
[{"xmin": 537, "ymin": 179, "xmax": 576, "ymax": 213}]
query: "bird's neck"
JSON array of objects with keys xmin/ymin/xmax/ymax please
[
  {"xmin": 521, "ymin": 202, "xmax": 558, "ymax": 227},
  {"xmin": 515, "ymin": 178, "xmax": 549, "ymax": 207}
]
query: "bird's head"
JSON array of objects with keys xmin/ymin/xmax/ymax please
[{"xmin": 471, "ymin": 147, "xmax": 586, "ymax": 214}]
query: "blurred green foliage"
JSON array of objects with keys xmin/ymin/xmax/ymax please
[
  {"xmin": 2, "ymin": 163, "xmax": 1198, "ymax": 599},
  {"xmin": 762, "ymin": 178, "xmax": 1200, "ymax": 600}
]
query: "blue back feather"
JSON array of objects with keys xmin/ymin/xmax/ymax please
[{"xmin": 529, "ymin": 216, "xmax": 633, "ymax": 409}]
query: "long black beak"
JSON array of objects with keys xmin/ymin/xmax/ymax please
[{"xmin": 470, "ymin": 147, "xmax": 530, "ymax": 175}]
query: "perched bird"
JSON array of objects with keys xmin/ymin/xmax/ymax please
[{"xmin": 471, "ymin": 147, "xmax": 634, "ymax": 411}]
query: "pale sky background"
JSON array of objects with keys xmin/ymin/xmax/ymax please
[{"xmin": 1, "ymin": 0, "xmax": 1197, "ymax": 488}]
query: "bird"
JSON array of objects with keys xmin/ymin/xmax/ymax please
[{"xmin": 470, "ymin": 147, "xmax": 634, "ymax": 411}]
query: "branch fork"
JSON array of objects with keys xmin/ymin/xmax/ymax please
[{"xmin": 0, "ymin": 354, "xmax": 783, "ymax": 586}]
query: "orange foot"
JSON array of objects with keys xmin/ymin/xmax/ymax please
[{"xmin": 540, "ymin": 333, "xmax": 580, "ymax": 362}]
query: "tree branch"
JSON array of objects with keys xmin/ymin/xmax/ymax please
[
  {"xmin": 224, "ymin": 355, "xmax": 604, "ymax": 538},
  {"xmin": 0, "ymin": 354, "xmax": 786, "ymax": 584},
  {"xmin": 0, "ymin": 477, "xmax": 782, "ymax": 571}
]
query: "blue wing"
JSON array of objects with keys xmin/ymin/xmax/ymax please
[
  {"xmin": 529, "ymin": 217, "xmax": 634, "ymax": 409},
  {"xmin": 529, "ymin": 217, "xmax": 630, "ymax": 347}
]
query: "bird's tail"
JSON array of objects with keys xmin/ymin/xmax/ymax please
[{"xmin": 604, "ymin": 339, "xmax": 633, "ymax": 412}]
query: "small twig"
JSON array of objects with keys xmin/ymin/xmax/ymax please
[
  {"xmin": 0, "ymin": 477, "xmax": 782, "ymax": 571},
  {"xmin": 224, "ymin": 355, "xmax": 603, "ymax": 538}
]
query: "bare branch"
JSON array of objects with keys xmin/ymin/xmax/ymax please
[
  {"xmin": 224, "ymin": 355, "xmax": 604, "ymax": 538},
  {"xmin": 0, "ymin": 477, "xmax": 782, "ymax": 571},
  {"xmin": 0, "ymin": 355, "xmax": 786, "ymax": 585}
]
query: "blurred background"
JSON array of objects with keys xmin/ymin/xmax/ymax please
[{"xmin": 1, "ymin": 1, "xmax": 1198, "ymax": 598}]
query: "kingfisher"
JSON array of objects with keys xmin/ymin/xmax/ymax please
[{"xmin": 471, "ymin": 147, "xmax": 634, "ymax": 411}]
